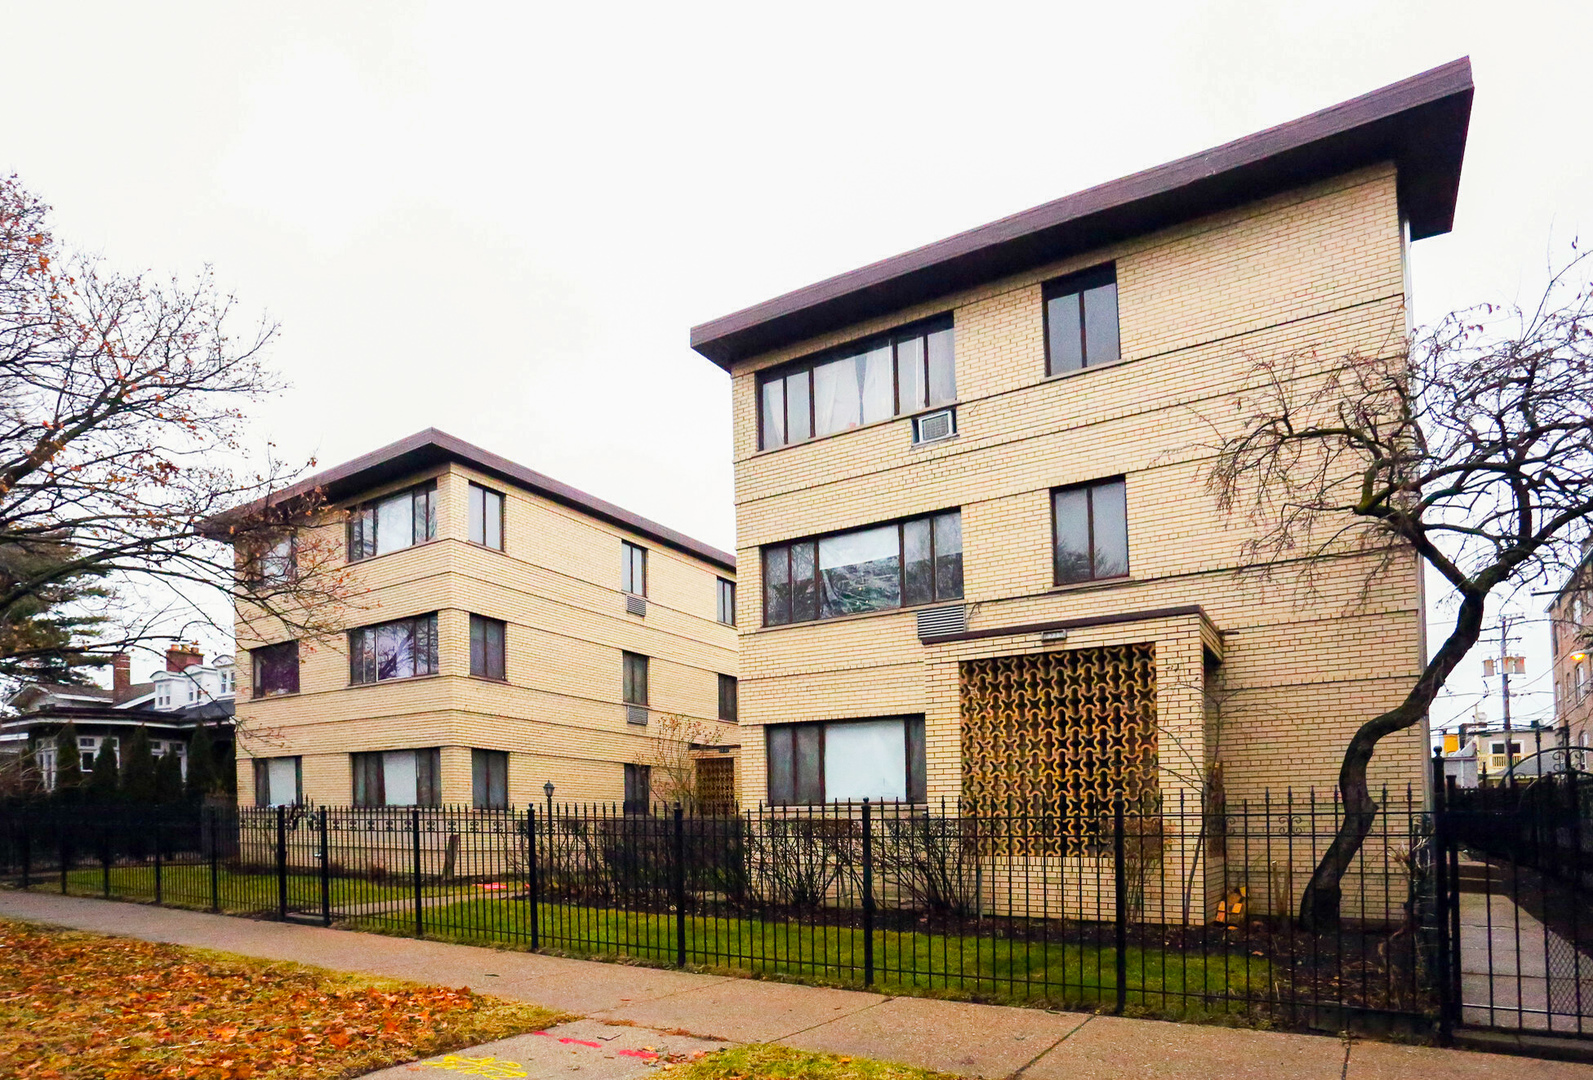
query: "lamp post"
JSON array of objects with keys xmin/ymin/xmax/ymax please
[{"xmin": 543, "ymin": 781, "xmax": 555, "ymax": 818}]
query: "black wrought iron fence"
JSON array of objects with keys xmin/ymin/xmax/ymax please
[{"xmin": 0, "ymin": 789, "xmax": 1433, "ymax": 1029}]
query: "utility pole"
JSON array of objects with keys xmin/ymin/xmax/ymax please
[{"xmin": 1481, "ymin": 614, "xmax": 1525, "ymax": 734}]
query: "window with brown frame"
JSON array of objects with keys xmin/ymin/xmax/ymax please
[
  {"xmin": 472, "ymin": 749, "xmax": 508, "ymax": 809},
  {"xmin": 469, "ymin": 483, "xmax": 505, "ymax": 549},
  {"xmin": 623, "ymin": 763, "xmax": 651, "ymax": 815},
  {"xmin": 622, "ymin": 651, "xmax": 649, "ymax": 706},
  {"xmin": 1052, "ymin": 478, "xmax": 1129, "ymax": 585},
  {"xmin": 717, "ymin": 674, "xmax": 738, "ymax": 722},
  {"xmin": 621, "ymin": 541, "xmax": 647, "ymax": 596},
  {"xmin": 349, "ymin": 614, "xmax": 439, "ymax": 684},
  {"xmin": 470, "ymin": 615, "xmax": 506, "ymax": 680},
  {"xmin": 759, "ymin": 315, "xmax": 955, "ymax": 450},
  {"xmin": 251, "ymin": 641, "xmax": 300, "ymax": 698},
  {"xmin": 716, "ymin": 577, "xmax": 736, "ymax": 626},
  {"xmin": 351, "ymin": 748, "xmax": 441, "ymax": 807},
  {"xmin": 766, "ymin": 716, "xmax": 926, "ymax": 805},
  {"xmin": 1044, "ymin": 264, "xmax": 1120, "ymax": 376},
  {"xmin": 347, "ymin": 482, "xmax": 437, "ymax": 561},
  {"xmin": 761, "ymin": 510, "xmax": 962, "ymax": 626}
]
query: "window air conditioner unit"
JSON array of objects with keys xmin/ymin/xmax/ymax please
[
  {"xmin": 626, "ymin": 594, "xmax": 647, "ymax": 617},
  {"xmin": 913, "ymin": 408, "xmax": 957, "ymax": 445},
  {"xmin": 916, "ymin": 605, "xmax": 967, "ymax": 641},
  {"xmin": 626, "ymin": 705, "xmax": 648, "ymax": 726}
]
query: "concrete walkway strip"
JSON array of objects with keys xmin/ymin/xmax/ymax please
[{"xmin": 2, "ymin": 891, "xmax": 1585, "ymax": 1080}]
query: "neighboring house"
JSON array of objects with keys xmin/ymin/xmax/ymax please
[
  {"xmin": 1, "ymin": 645, "xmax": 236, "ymax": 789},
  {"xmin": 218, "ymin": 430, "xmax": 739, "ymax": 810},
  {"xmin": 1443, "ymin": 725, "xmax": 1561, "ymax": 786},
  {"xmin": 1550, "ymin": 549, "xmax": 1592, "ymax": 750},
  {"xmin": 689, "ymin": 60, "xmax": 1473, "ymax": 820}
]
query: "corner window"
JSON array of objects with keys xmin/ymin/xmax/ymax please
[
  {"xmin": 717, "ymin": 674, "xmax": 738, "ymax": 722},
  {"xmin": 251, "ymin": 535, "xmax": 297, "ymax": 585},
  {"xmin": 469, "ymin": 484, "xmax": 505, "ymax": 550},
  {"xmin": 347, "ymin": 482, "xmax": 437, "ymax": 562},
  {"xmin": 470, "ymin": 615, "xmax": 507, "ymax": 680},
  {"xmin": 349, "ymin": 615, "xmax": 439, "ymax": 684},
  {"xmin": 760, "ymin": 315, "xmax": 955, "ymax": 450},
  {"xmin": 717, "ymin": 578, "xmax": 736, "ymax": 626},
  {"xmin": 352, "ymin": 748, "xmax": 440, "ymax": 807},
  {"xmin": 251, "ymin": 641, "xmax": 300, "ymax": 698},
  {"xmin": 1052, "ymin": 478, "xmax": 1128, "ymax": 585},
  {"xmin": 1044, "ymin": 264, "xmax": 1120, "ymax": 375},
  {"xmin": 762, "ymin": 510, "xmax": 962, "ymax": 626},
  {"xmin": 622, "ymin": 651, "xmax": 649, "ymax": 706},
  {"xmin": 766, "ymin": 716, "xmax": 926, "ymax": 805},
  {"xmin": 254, "ymin": 756, "xmax": 302, "ymax": 807},
  {"xmin": 622, "ymin": 541, "xmax": 647, "ymax": 596},
  {"xmin": 472, "ymin": 749, "xmax": 508, "ymax": 809},
  {"xmin": 624, "ymin": 763, "xmax": 651, "ymax": 815}
]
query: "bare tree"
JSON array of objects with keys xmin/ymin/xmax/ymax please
[
  {"xmin": 638, "ymin": 713, "xmax": 725, "ymax": 810},
  {"xmin": 0, "ymin": 174, "xmax": 350, "ymax": 686},
  {"xmin": 1207, "ymin": 251, "xmax": 1593, "ymax": 928}
]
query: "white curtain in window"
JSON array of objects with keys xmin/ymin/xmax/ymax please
[
  {"xmin": 266, "ymin": 758, "xmax": 297, "ymax": 806},
  {"xmin": 813, "ymin": 356, "xmax": 860, "ymax": 436},
  {"xmin": 382, "ymin": 750, "xmax": 419, "ymax": 805},
  {"xmin": 375, "ymin": 493, "xmax": 414, "ymax": 555},
  {"xmin": 859, "ymin": 344, "xmax": 893, "ymax": 425},
  {"xmin": 824, "ymin": 719, "xmax": 906, "ymax": 801}
]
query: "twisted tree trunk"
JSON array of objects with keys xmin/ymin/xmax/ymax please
[{"xmin": 1298, "ymin": 590, "xmax": 1487, "ymax": 930}]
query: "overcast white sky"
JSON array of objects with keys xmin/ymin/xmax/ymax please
[{"xmin": 7, "ymin": 1, "xmax": 1588, "ymax": 730}]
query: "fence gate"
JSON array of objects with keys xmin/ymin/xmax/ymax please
[{"xmin": 1434, "ymin": 750, "xmax": 1593, "ymax": 1037}]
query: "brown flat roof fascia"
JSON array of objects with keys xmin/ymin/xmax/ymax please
[
  {"xmin": 690, "ymin": 58, "xmax": 1472, "ymax": 370},
  {"xmin": 207, "ymin": 429, "xmax": 737, "ymax": 573}
]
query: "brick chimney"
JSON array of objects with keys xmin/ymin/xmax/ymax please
[
  {"xmin": 165, "ymin": 642, "xmax": 204, "ymax": 673},
  {"xmin": 112, "ymin": 652, "xmax": 132, "ymax": 701}
]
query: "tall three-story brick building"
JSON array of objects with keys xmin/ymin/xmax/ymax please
[{"xmin": 691, "ymin": 61, "xmax": 1473, "ymax": 827}]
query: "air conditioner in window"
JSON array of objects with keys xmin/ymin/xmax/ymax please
[
  {"xmin": 626, "ymin": 704, "xmax": 648, "ymax": 726},
  {"xmin": 625, "ymin": 594, "xmax": 647, "ymax": 617},
  {"xmin": 913, "ymin": 408, "xmax": 957, "ymax": 444}
]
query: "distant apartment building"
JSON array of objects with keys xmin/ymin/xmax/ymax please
[
  {"xmin": 221, "ymin": 430, "xmax": 738, "ymax": 809},
  {"xmin": 1550, "ymin": 550, "xmax": 1592, "ymax": 750},
  {"xmin": 690, "ymin": 61, "xmax": 1474, "ymax": 818}
]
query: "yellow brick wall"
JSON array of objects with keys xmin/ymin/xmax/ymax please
[
  {"xmin": 234, "ymin": 461, "xmax": 738, "ymax": 807},
  {"xmin": 728, "ymin": 163, "xmax": 1426, "ymax": 812}
]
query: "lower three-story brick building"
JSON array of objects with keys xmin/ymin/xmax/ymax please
[{"xmin": 223, "ymin": 430, "xmax": 738, "ymax": 810}]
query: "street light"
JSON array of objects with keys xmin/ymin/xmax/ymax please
[{"xmin": 543, "ymin": 781, "xmax": 555, "ymax": 815}]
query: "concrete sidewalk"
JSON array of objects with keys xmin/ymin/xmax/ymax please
[{"xmin": 0, "ymin": 891, "xmax": 1583, "ymax": 1079}]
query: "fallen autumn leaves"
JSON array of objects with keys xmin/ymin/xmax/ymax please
[{"xmin": 0, "ymin": 918, "xmax": 566, "ymax": 1079}]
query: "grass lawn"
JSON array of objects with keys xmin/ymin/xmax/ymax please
[
  {"xmin": 397, "ymin": 898, "xmax": 1271, "ymax": 1014},
  {"xmin": 31, "ymin": 864, "xmax": 411, "ymax": 914},
  {"xmin": 0, "ymin": 917, "xmax": 569, "ymax": 1080},
  {"xmin": 673, "ymin": 1045, "xmax": 959, "ymax": 1080}
]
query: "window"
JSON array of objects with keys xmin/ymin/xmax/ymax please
[
  {"xmin": 760, "ymin": 315, "xmax": 955, "ymax": 450},
  {"xmin": 469, "ymin": 484, "xmax": 505, "ymax": 549},
  {"xmin": 155, "ymin": 680, "xmax": 173, "ymax": 709},
  {"xmin": 472, "ymin": 749, "xmax": 508, "ymax": 809},
  {"xmin": 251, "ymin": 535, "xmax": 296, "ymax": 585},
  {"xmin": 251, "ymin": 641, "xmax": 300, "ymax": 698},
  {"xmin": 470, "ymin": 615, "xmax": 507, "ymax": 680},
  {"xmin": 766, "ymin": 716, "xmax": 926, "ymax": 805},
  {"xmin": 79, "ymin": 736, "xmax": 116, "ymax": 769},
  {"xmin": 1052, "ymin": 478, "xmax": 1128, "ymax": 585},
  {"xmin": 624, "ymin": 763, "xmax": 651, "ymax": 815},
  {"xmin": 352, "ymin": 749, "xmax": 441, "ymax": 807},
  {"xmin": 622, "ymin": 651, "xmax": 649, "ymax": 706},
  {"xmin": 622, "ymin": 541, "xmax": 647, "ymax": 596},
  {"xmin": 347, "ymin": 482, "xmax": 437, "ymax": 561},
  {"xmin": 37, "ymin": 745, "xmax": 56, "ymax": 791},
  {"xmin": 1044, "ymin": 264, "xmax": 1120, "ymax": 375},
  {"xmin": 254, "ymin": 756, "xmax": 302, "ymax": 807},
  {"xmin": 220, "ymin": 666, "xmax": 236, "ymax": 696},
  {"xmin": 717, "ymin": 674, "xmax": 738, "ymax": 722},
  {"xmin": 1578, "ymin": 662, "xmax": 1588, "ymax": 701},
  {"xmin": 717, "ymin": 578, "xmax": 736, "ymax": 626},
  {"xmin": 762, "ymin": 510, "xmax": 962, "ymax": 626},
  {"xmin": 349, "ymin": 615, "xmax": 439, "ymax": 684}
]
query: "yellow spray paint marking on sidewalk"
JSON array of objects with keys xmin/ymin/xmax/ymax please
[{"xmin": 420, "ymin": 1055, "xmax": 529, "ymax": 1078}]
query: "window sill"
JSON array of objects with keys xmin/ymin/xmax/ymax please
[
  {"xmin": 250, "ymin": 690, "xmax": 300, "ymax": 701},
  {"xmin": 466, "ymin": 541, "xmax": 507, "ymax": 554},
  {"xmin": 756, "ymin": 598, "xmax": 965, "ymax": 634},
  {"xmin": 1043, "ymin": 354, "xmax": 1139, "ymax": 383},
  {"xmin": 752, "ymin": 401, "xmax": 963, "ymax": 458},
  {"xmin": 346, "ymin": 537, "xmax": 443, "ymax": 567},
  {"xmin": 469, "ymin": 674, "xmax": 511, "ymax": 684},
  {"xmin": 346, "ymin": 673, "xmax": 444, "ymax": 690},
  {"xmin": 1047, "ymin": 576, "xmax": 1134, "ymax": 596}
]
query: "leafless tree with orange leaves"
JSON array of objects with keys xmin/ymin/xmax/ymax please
[{"xmin": 0, "ymin": 174, "xmax": 351, "ymax": 688}]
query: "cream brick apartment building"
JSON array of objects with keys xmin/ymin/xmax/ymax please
[
  {"xmin": 226, "ymin": 430, "xmax": 739, "ymax": 810},
  {"xmin": 690, "ymin": 61, "xmax": 1473, "ymax": 826}
]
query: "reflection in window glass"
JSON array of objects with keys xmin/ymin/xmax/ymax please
[
  {"xmin": 819, "ymin": 525, "xmax": 901, "ymax": 618},
  {"xmin": 348, "ymin": 483, "xmax": 436, "ymax": 561},
  {"xmin": 349, "ymin": 615, "xmax": 439, "ymax": 684},
  {"xmin": 902, "ymin": 518, "xmax": 933, "ymax": 607},
  {"xmin": 762, "ymin": 511, "xmax": 963, "ymax": 626},
  {"xmin": 469, "ymin": 485, "xmax": 504, "ymax": 549}
]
